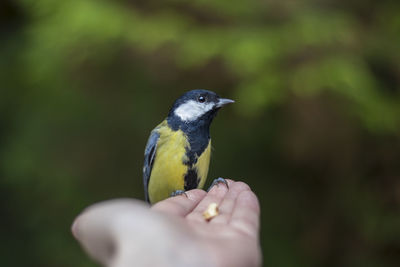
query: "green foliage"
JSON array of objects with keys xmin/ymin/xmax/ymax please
[{"xmin": 1, "ymin": 0, "xmax": 400, "ymax": 266}]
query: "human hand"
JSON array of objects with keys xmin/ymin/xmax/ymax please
[{"xmin": 72, "ymin": 180, "xmax": 261, "ymax": 267}]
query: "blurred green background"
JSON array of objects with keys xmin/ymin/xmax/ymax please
[{"xmin": 1, "ymin": 0, "xmax": 400, "ymax": 266}]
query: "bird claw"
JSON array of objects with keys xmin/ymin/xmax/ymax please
[
  {"xmin": 207, "ymin": 177, "xmax": 229, "ymax": 192},
  {"xmin": 170, "ymin": 190, "xmax": 188, "ymax": 198}
]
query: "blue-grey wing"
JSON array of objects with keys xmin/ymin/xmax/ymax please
[{"xmin": 143, "ymin": 129, "xmax": 160, "ymax": 203}]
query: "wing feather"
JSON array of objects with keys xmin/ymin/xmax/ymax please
[{"xmin": 143, "ymin": 129, "xmax": 160, "ymax": 203}]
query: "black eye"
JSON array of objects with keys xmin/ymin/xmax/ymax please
[{"xmin": 198, "ymin": 96, "xmax": 206, "ymax": 103}]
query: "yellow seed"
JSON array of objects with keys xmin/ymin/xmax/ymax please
[{"xmin": 203, "ymin": 202, "xmax": 219, "ymax": 221}]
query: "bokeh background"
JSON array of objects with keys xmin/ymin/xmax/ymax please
[{"xmin": 1, "ymin": 0, "xmax": 400, "ymax": 266}]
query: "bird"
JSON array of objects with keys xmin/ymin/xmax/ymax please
[{"xmin": 143, "ymin": 89, "xmax": 234, "ymax": 204}]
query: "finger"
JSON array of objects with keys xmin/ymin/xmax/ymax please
[
  {"xmin": 229, "ymin": 190, "xmax": 260, "ymax": 238},
  {"xmin": 186, "ymin": 179, "xmax": 232, "ymax": 223},
  {"xmin": 72, "ymin": 199, "xmax": 152, "ymax": 265},
  {"xmin": 210, "ymin": 181, "xmax": 251, "ymax": 225},
  {"xmin": 151, "ymin": 189, "xmax": 207, "ymax": 217}
]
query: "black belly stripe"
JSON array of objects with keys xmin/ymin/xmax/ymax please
[
  {"xmin": 167, "ymin": 115, "xmax": 211, "ymax": 191},
  {"xmin": 184, "ymin": 168, "xmax": 199, "ymax": 190}
]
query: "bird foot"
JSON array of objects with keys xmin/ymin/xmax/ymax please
[
  {"xmin": 207, "ymin": 177, "xmax": 229, "ymax": 192},
  {"xmin": 170, "ymin": 190, "xmax": 188, "ymax": 198}
]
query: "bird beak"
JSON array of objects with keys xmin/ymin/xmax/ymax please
[{"xmin": 216, "ymin": 98, "xmax": 235, "ymax": 108}]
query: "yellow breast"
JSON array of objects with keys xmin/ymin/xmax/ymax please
[
  {"xmin": 194, "ymin": 141, "xmax": 211, "ymax": 189},
  {"xmin": 148, "ymin": 124, "xmax": 188, "ymax": 203},
  {"xmin": 147, "ymin": 122, "xmax": 212, "ymax": 203}
]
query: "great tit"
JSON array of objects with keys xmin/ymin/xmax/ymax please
[{"xmin": 143, "ymin": 89, "xmax": 234, "ymax": 204}]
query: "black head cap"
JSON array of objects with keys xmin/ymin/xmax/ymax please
[{"xmin": 167, "ymin": 89, "xmax": 234, "ymax": 130}]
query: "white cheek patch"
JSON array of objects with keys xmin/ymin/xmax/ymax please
[{"xmin": 174, "ymin": 100, "xmax": 214, "ymax": 122}]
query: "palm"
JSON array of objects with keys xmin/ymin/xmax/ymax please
[{"xmin": 152, "ymin": 180, "xmax": 261, "ymax": 267}]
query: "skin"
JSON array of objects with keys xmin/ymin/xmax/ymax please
[{"xmin": 72, "ymin": 180, "xmax": 262, "ymax": 267}]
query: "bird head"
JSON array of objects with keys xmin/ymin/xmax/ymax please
[{"xmin": 168, "ymin": 89, "xmax": 234, "ymax": 125}]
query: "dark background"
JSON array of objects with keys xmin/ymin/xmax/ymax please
[{"xmin": 1, "ymin": 0, "xmax": 400, "ymax": 266}]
